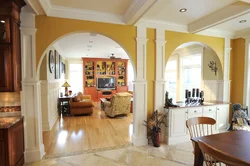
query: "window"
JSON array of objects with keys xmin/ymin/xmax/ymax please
[
  {"xmin": 165, "ymin": 52, "xmax": 202, "ymax": 102},
  {"xmin": 181, "ymin": 54, "xmax": 201, "ymax": 100},
  {"xmin": 127, "ymin": 60, "xmax": 134, "ymax": 91},
  {"xmin": 69, "ymin": 63, "xmax": 83, "ymax": 94},
  {"xmin": 165, "ymin": 57, "xmax": 178, "ymax": 102}
]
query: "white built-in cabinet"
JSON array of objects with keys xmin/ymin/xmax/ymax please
[{"xmin": 165, "ymin": 103, "xmax": 229, "ymax": 145}]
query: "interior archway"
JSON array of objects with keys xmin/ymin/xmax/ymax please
[
  {"xmin": 165, "ymin": 41, "xmax": 224, "ymax": 104},
  {"xmin": 37, "ymin": 32, "xmax": 136, "ymax": 157}
]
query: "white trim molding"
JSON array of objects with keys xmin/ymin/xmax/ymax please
[
  {"xmin": 243, "ymin": 36, "xmax": 250, "ymax": 107},
  {"xmin": 154, "ymin": 28, "xmax": 166, "ymax": 112},
  {"xmin": 223, "ymin": 38, "xmax": 232, "ymax": 102},
  {"xmin": 124, "ymin": 0, "xmax": 157, "ymax": 25},
  {"xmin": 20, "ymin": 8, "xmax": 45, "ymax": 162},
  {"xmin": 132, "ymin": 81, "xmax": 148, "ymax": 146},
  {"xmin": 39, "ymin": 0, "xmax": 124, "ymax": 25},
  {"xmin": 132, "ymin": 25, "xmax": 148, "ymax": 146}
]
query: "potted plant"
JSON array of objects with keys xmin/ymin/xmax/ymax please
[{"xmin": 144, "ymin": 110, "xmax": 168, "ymax": 147}]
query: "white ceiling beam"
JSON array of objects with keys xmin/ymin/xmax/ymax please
[
  {"xmin": 188, "ymin": 1, "xmax": 250, "ymax": 33},
  {"xmin": 239, "ymin": 0, "xmax": 250, "ymax": 3},
  {"xmin": 124, "ymin": 0, "xmax": 157, "ymax": 25},
  {"xmin": 25, "ymin": 0, "xmax": 45, "ymax": 15}
]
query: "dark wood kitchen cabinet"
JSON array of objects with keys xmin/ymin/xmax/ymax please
[
  {"xmin": 0, "ymin": 117, "xmax": 24, "ymax": 166},
  {"xmin": 0, "ymin": 0, "xmax": 26, "ymax": 92}
]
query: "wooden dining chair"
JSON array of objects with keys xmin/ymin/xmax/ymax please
[
  {"xmin": 186, "ymin": 117, "xmax": 216, "ymax": 139},
  {"xmin": 198, "ymin": 140, "xmax": 249, "ymax": 166}
]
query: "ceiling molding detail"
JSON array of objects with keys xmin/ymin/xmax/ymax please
[
  {"xmin": 234, "ymin": 29, "xmax": 250, "ymax": 38},
  {"xmin": 239, "ymin": 0, "xmax": 250, "ymax": 3},
  {"xmin": 137, "ymin": 19, "xmax": 234, "ymax": 39},
  {"xmin": 124, "ymin": 0, "xmax": 157, "ymax": 25},
  {"xmin": 39, "ymin": 0, "xmax": 124, "ymax": 24},
  {"xmin": 188, "ymin": 1, "xmax": 250, "ymax": 33},
  {"xmin": 136, "ymin": 19, "xmax": 188, "ymax": 32},
  {"xmin": 25, "ymin": 0, "xmax": 45, "ymax": 15},
  {"xmin": 39, "ymin": 0, "xmax": 51, "ymax": 15}
]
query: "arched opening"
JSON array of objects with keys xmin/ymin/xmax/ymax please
[
  {"xmin": 37, "ymin": 32, "xmax": 136, "ymax": 157},
  {"xmin": 165, "ymin": 42, "xmax": 223, "ymax": 103}
]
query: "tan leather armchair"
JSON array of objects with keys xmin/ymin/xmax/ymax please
[
  {"xmin": 70, "ymin": 92, "xmax": 94, "ymax": 115},
  {"xmin": 104, "ymin": 92, "xmax": 132, "ymax": 117}
]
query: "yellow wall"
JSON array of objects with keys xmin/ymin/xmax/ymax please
[
  {"xmin": 35, "ymin": 16, "xmax": 136, "ymax": 69},
  {"xmin": 165, "ymin": 31, "xmax": 225, "ymax": 67},
  {"xmin": 230, "ymin": 38, "xmax": 245, "ymax": 104},
  {"xmin": 146, "ymin": 28, "xmax": 156, "ymax": 118}
]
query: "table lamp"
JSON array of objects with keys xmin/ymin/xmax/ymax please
[{"xmin": 62, "ymin": 82, "xmax": 71, "ymax": 96}]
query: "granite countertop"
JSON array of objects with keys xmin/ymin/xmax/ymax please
[
  {"xmin": 166, "ymin": 101, "xmax": 230, "ymax": 109},
  {"xmin": 0, "ymin": 116, "xmax": 23, "ymax": 129}
]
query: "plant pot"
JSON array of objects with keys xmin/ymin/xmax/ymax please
[{"xmin": 151, "ymin": 129, "xmax": 162, "ymax": 147}]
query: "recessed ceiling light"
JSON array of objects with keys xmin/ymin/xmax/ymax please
[
  {"xmin": 239, "ymin": 20, "xmax": 247, "ymax": 23},
  {"xmin": 179, "ymin": 8, "xmax": 187, "ymax": 13},
  {"xmin": 0, "ymin": 20, "xmax": 5, "ymax": 23},
  {"xmin": 87, "ymin": 45, "xmax": 92, "ymax": 48},
  {"xmin": 87, "ymin": 49, "xmax": 91, "ymax": 51},
  {"xmin": 89, "ymin": 41, "xmax": 94, "ymax": 43}
]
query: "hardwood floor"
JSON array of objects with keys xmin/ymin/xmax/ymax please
[{"xmin": 43, "ymin": 102, "xmax": 133, "ymax": 157}]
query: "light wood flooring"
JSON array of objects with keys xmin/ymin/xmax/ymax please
[{"xmin": 43, "ymin": 102, "xmax": 133, "ymax": 157}]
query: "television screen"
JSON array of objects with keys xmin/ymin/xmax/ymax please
[{"xmin": 97, "ymin": 77, "xmax": 115, "ymax": 89}]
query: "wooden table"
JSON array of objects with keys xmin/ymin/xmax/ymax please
[
  {"xmin": 191, "ymin": 130, "xmax": 250, "ymax": 166},
  {"xmin": 58, "ymin": 96, "xmax": 73, "ymax": 115}
]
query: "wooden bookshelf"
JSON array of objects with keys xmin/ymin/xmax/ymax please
[{"xmin": 82, "ymin": 58, "xmax": 128, "ymax": 101}]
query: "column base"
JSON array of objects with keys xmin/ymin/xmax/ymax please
[
  {"xmin": 24, "ymin": 144, "xmax": 45, "ymax": 163},
  {"xmin": 132, "ymin": 135, "xmax": 148, "ymax": 146}
]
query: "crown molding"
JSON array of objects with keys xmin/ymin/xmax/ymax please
[
  {"xmin": 25, "ymin": 0, "xmax": 45, "ymax": 15},
  {"xmin": 137, "ymin": 19, "xmax": 235, "ymax": 39},
  {"xmin": 136, "ymin": 19, "xmax": 188, "ymax": 32},
  {"xmin": 39, "ymin": 0, "xmax": 124, "ymax": 24},
  {"xmin": 124, "ymin": 0, "xmax": 156, "ymax": 25},
  {"xmin": 197, "ymin": 29, "xmax": 235, "ymax": 39},
  {"xmin": 188, "ymin": 1, "xmax": 250, "ymax": 33},
  {"xmin": 234, "ymin": 29, "xmax": 250, "ymax": 39}
]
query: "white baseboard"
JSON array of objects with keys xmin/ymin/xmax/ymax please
[
  {"xmin": 24, "ymin": 144, "xmax": 45, "ymax": 163},
  {"xmin": 132, "ymin": 135, "xmax": 148, "ymax": 146}
]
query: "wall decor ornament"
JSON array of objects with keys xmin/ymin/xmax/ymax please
[
  {"xmin": 48, "ymin": 50, "xmax": 55, "ymax": 73},
  {"xmin": 208, "ymin": 60, "xmax": 218, "ymax": 76}
]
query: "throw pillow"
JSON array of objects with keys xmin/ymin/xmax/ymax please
[{"xmin": 73, "ymin": 96, "xmax": 80, "ymax": 102}]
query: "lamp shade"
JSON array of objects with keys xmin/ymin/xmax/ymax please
[{"xmin": 62, "ymin": 82, "xmax": 70, "ymax": 87}]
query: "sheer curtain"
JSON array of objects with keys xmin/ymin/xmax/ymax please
[
  {"xmin": 68, "ymin": 63, "xmax": 83, "ymax": 94},
  {"xmin": 127, "ymin": 60, "xmax": 134, "ymax": 91}
]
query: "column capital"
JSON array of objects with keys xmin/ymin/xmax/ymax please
[
  {"xmin": 155, "ymin": 39, "xmax": 166, "ymax": 45},
  {"xmin": 20, "ymin": 28, "xmax": 37, "ymax": 34},
  {"xmin": 136, "ymin": 37, "xmax": 148, "ymax": 44},
  {"xmin": 244, "ymin": 35, "xmax": 250, "ymax": 41}
]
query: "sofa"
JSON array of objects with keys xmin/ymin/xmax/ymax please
[
  {"xmin": 70, "ymin": 92, "xmax": 94, "ymax": 115},
  {"xmin": 104, "ymin": 92, "xmax": 132, "ymax": 117}
]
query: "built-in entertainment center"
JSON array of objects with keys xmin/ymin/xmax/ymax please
[{"xmin": 82, "ymin": 58, "xmax": 128, "ymax": 101}]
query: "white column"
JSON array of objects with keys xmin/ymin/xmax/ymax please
[
  {"xmin": 243, "ymin": 36, "xmax": 250, "ymax": 107},
  {"xmin": 223, "ymin": 37, "xmax": 232, "ymax": 102},
  {"xmin": 20, "ymin": 6, "xmax": 45, "ymax": 162},
  {"xmin": 154, "ymin": 28, "xmax": 166, "ymax": 112},
  {"xmin": 132, "ymin": 25, "xmax": 148, "ymax": 146}
]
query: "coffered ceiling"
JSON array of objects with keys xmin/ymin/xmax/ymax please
[{"xmin": 26, "ymin": 0, "xmax": 250, "ymax": 58}]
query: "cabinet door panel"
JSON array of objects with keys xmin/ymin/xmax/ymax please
[
  {"xmin": 0, "ymin": 141, "xmax": 5, "ymax": 166},
  {"xmin": 170, "ymin": 109, "xmax": 187, "ymax": 137},
  {"xmin": 187, "ymin": 107, "xmax": 202, "ymax": 119},
  {"xmin": 217, "ymin": 105, "xmax": 229, "ymax": 130},
  {"xmin": 11, "ymin": 22, "xmax": 21, "ymax": 91},
  {"xmin": 0, "ymin": 45, "xmax": 12, "ymax": 91}
]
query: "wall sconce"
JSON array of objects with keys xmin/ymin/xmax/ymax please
[{"xmin": 208, "ymin": 61, "xmax": 218, "ymax": 76}]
